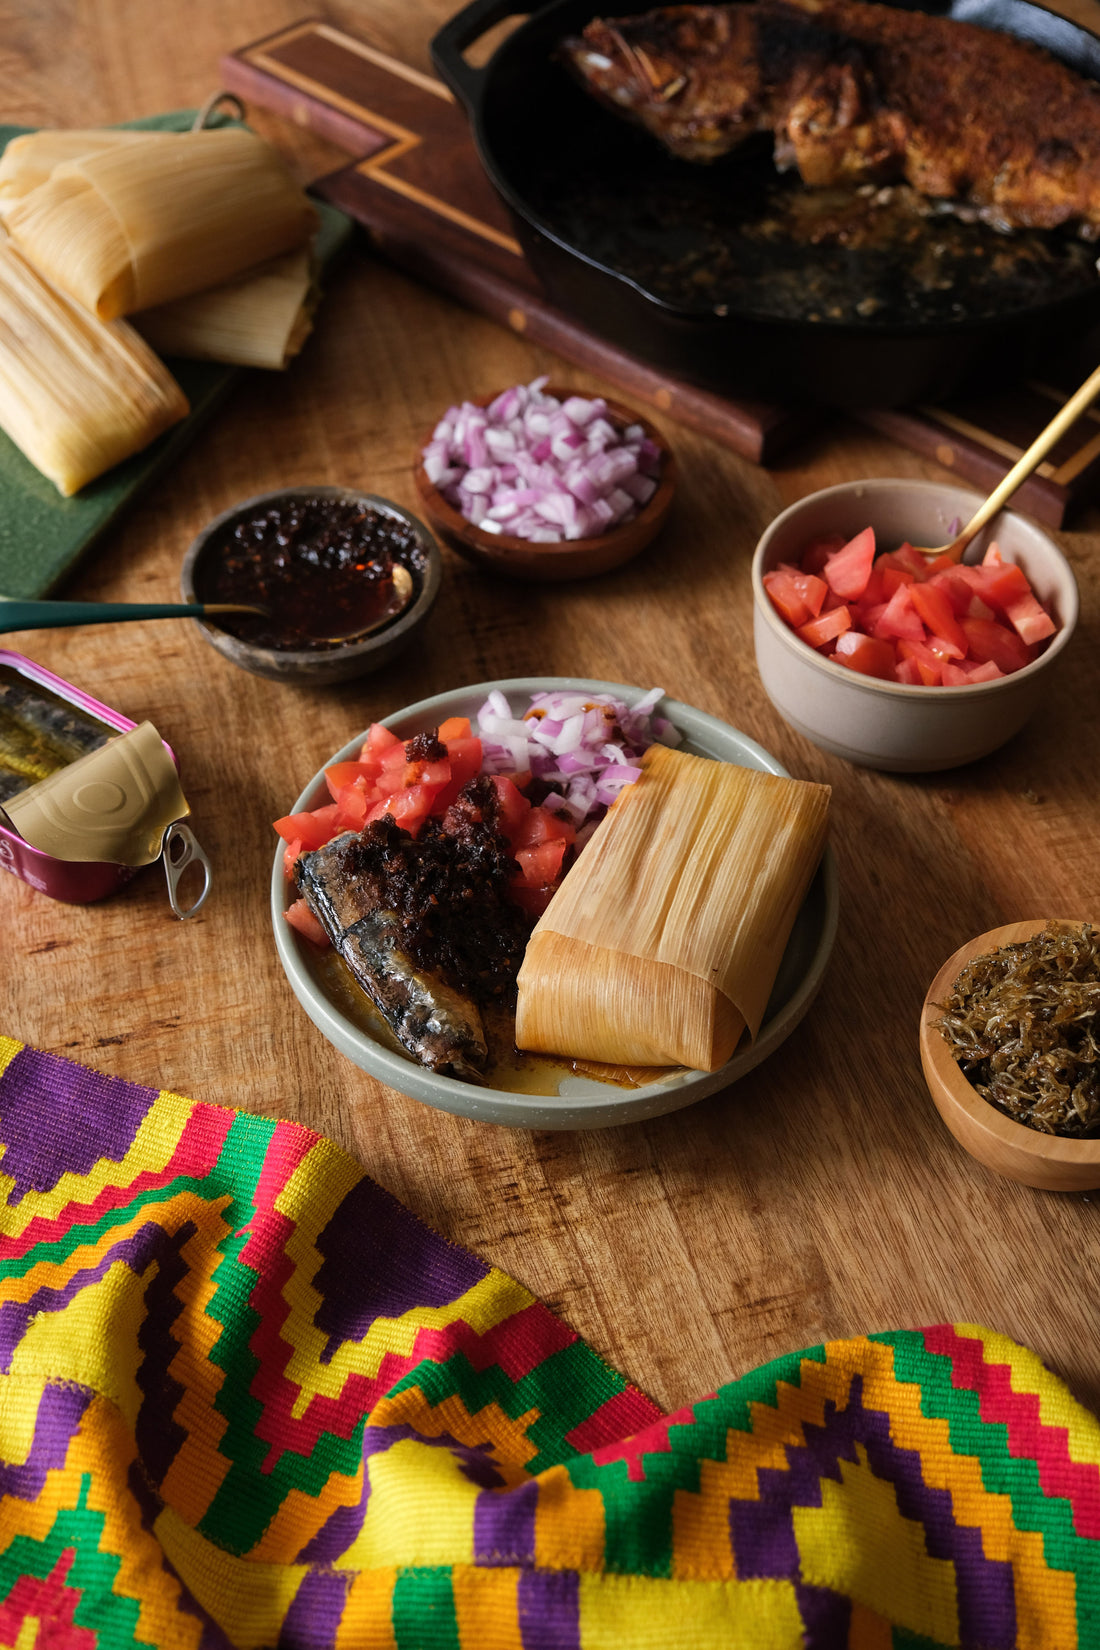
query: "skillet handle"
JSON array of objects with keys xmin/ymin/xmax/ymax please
[{"xmin": 431, "ymin": 0, "xmax": 543, "ymax": 114}]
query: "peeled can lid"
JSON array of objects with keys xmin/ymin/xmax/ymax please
[{"xmin": 4, "ymin": 721, "xmax": 188, "ymax": 866}]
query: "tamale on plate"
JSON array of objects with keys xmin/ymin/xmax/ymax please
[
  {"xmin": 0, "ymin": 240, "xmax": 188, "ymax": 495},
  {"xmin": 515, "ymin": 744, "xmax": 831, "ymax": 1070},
  {"xmin": 5, "ymin": 127, "xmax": 318, "ymax": 320}
]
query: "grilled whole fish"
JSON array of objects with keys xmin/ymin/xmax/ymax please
[
  {"xmin": 294, "ymin": 778, "xmax": 534, "ymax": 1083},
  {"xmin": 564, "ymin": 0, "xmax": 1100, "ymax": 232}
]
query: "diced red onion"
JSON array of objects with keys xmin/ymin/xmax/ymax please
[
  {"xmin": 423, "ymin": 378, "xmax": 663, "ymax": 544},
  {"xmin": 475, "ymin": 688, "xmax": 680, "ymax": 837}
]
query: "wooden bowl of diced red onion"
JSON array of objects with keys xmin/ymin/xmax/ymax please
[{"xmin": 413, "ymin": 379, "xmax": 676, "ymax": 581}]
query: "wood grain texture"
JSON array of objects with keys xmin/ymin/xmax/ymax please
[{"xmin": 2, "ymin": 0, "xmax": 1100, "ymax": 1425}]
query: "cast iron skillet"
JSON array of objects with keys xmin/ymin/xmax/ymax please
[{"xmin": 432, "ymin": 0, "xmax": 1100, "ymax": 406}]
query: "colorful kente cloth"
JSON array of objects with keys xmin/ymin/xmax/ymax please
[{"xmin": 0, "ymin": 1038, "xmax": 1098, "ymax": 1648}]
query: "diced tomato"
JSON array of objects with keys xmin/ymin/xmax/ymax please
[
  {"xmin": 431, "ymin": 735, "xmax": 484, "ymax": 812},
  {"xmin": 823, "ymin": 527, "xmax": 876, "ymax": 600},
  {"xmin": 965, "ymin": 560, "xmax": 1031, "ymax": 613},
  {"xmin": 763, "ymin": 566, "xmax": 813, "ymax": 629},
  {"xmin": 359, "ymin": 722, "xmax": 402, "ymax": 760},
  {"xmin": 331, "ymin": 780, "xmax": 371, "ymax": 832},
  {"xmin": 908, "ymin": 582, "xmax": 968, "ymax": 654},
  {"xmin": 513, "ymin": 805, "xmax": 576, "ymax": 850},
  {"xmin": 859, "ymin": 564, "xmax": 888, "ymax": 606},
  {"xmin": 833, "ymin": 631, "xmax": 897, "ymax": 679},
  {"xmin": 880, "ymin": 542, "xmax": 932, "ymax": 579},
  {"xmin": 402, "ymin": 755, "xmax": 451, "ymax": 791},
  {"xmin": 284, "ymin": 898, "xmax": 328, "ymax": 947},
  {"xmin": 881, "ymin": 565, "xmax": 915, "ymax": 597},
  {"xmin": 437, "ymin": 715, "xmax": 472, "ymax": 741},
  {"xmin": 798, "ymin": 606, "xmax": 851, "ymax": 649},
  {"xmin": 789, "ymin": 568, "xmax": 828, "ymax": 616},
  {"xmin": 509, "ymin": 883, "xmax": 559, "ymax": 918},
  {"xmin": 514, "ymin": 839, "xmax": 568, "ymax": 886},
  {"xmin": 325, "ymin": 760, "xmax": 378, "ymax": 801},
  {"xmin": 283, "ymin": 837, "xmax": 303, "ymax": 877},
  {"xmin": 926, "ymin": 635, "xmax": 965, "ymax": 664},
  {"xmin": 872, "ymin": 582, "xmax": 925, "ymax": 643},
  {"xmin": 491, "ymin": 775, "xmax": 532, "ymax": 840},
  {"xmin": 928, "ymin": 567, "xmax": 976, "ymax": 617},
  {"xmin": 961, "ymin": 617, "xmax": 1033, "ymax": 674},
  {"xmin": 897, "ymin": 638, "xmax": 943, "ymax": 686},
  {"xmin": 775, "ymin": 525, "xmax": 1058, "ymax": 690},
  {"xmin": 273, "ymin": 805, "xmax": 340, "ymax": 849},
  {"xmin": 798, "ymin": 533, "xmax": 847, "ymax": 575},
  {"xmin": 1003, "ymin": 589, "xmax": 1057, "ymax": 646}
]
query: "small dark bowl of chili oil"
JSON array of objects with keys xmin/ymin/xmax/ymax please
[{"xmin": 181, "ymin": 486, "xmax": 442, "ymax": 684}]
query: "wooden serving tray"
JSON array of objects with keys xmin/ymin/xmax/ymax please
[{"xmin": 224, "ymin": 18, "xmax": 1100, "ymax": 519}]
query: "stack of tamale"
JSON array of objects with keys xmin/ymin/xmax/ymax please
[
  {"xmin": 0, "ymin": 125, "xmax": 319, "ymax": 494},
  {"xmin": 515, "ymin": 744, "xmax": 831, "ymax": 1071}
]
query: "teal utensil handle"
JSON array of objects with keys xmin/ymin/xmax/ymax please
[{"xmin": 0, "ymin": 600, "xmax": 233, "ymax": 634}]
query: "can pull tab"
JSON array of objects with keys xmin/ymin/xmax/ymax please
[{"xmin": 162, "ymin": 822, "xmax": 211, "ymax": 919}]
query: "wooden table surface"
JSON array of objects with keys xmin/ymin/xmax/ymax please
[{"xmin": 2, "ymin": 0, "xmax": 1099, "ymax": 1424}]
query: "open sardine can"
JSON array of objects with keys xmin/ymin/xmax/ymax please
[{"xmin": 0, "ymin": 697, "xmax": 210, "ymax": 915}]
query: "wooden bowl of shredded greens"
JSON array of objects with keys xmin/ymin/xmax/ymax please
[{"xmin": 920, "ymin": 919, "xmax": 1100, "ymax": 1190}]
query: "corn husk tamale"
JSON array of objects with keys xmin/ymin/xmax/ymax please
[
  {"xmin": 5, "ymin": 128, "xmax": 318, "ymax": 321},
  {"xmin": 515, "ymin": 744, "xmax": 831, "ymax": 1071},
  {"xmin": 0, "ymin": 129, "xmax": 147, "ymax": 212},
  {"xmin": 0, "ymin": 240, "xmax": 189, "ymax": 495},
  {"xmin": 133, "ymin": 245, "xmax": 314, "ymax": 369}
]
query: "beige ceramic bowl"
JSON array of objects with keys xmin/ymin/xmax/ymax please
[
  {"xmin": 920, "ymin": 918, "xmax": 1100, "ymax": 1191},
  {"xmin": 752, "ymin": 478, "xmax": 1078, "ymax": 772},
  {"xmin": 413, "ymin": 388, "xmax": 675, "ymax": 582}
]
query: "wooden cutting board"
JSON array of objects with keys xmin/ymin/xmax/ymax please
[{"xmin": 224, "ymin": 17, "xmax": 1100, "ymax": 519}]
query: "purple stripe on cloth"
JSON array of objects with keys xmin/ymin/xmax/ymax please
[
  {"xmin": 475, "ymin": 1478, "xmax": 539, "ymax": 1566},
  {"xmin": 0, "ymin": 1381, "xmax": 91, "ymax": 1498},
  {"xmin": 729, "ymin": 1374, "xmax": 1016, "ymax": 1649},
  {"xmin": 518, "ymin": 1568, "xmax": 580, "ymax": 1650},
  {"xmin": 0, "ymin": 1045, "xmax": 157, "ymax": 1202},
  {"xmin": 728, "ymin": 1492, "xmax": 801, "ymax": 1579},
  {"xmin": 311, "ymin": 1177, "xmax": 490, "ymax": 1364},
  {"xmin": 0, "ymin": 1218, "xmax": 183, "ymax": 1372},
  {"xmin": 278, "ymin": 1570, "xmax": 353, "ymax": 1648},
  {"xmin": 126, "ymin": 1460, "xmax": 237, "ymax": 1650},
  {"xmin": 795, "ymin": 1583, "xmax": 852, "ymax": 1647},
  {"xmin": 135, "ymin": 1219, "xmax": 195, "ymax": 1483}
]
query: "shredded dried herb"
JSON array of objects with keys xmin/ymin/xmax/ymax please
[{"xmin": 935, "ymin": 923, "xmax": 1100, "ymax": 1137}]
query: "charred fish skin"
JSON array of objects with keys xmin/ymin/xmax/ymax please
[
  {"xmin": 294, "ymin": 836, "xmax": 490, "ymax": 1083},
  {"xmin": 564, "ymin": 0, "xmax": 1100, "ymax": 233}
]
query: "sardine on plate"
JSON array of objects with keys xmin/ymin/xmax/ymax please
[
  {"xmin": 564, "ymin": 0, "xmax": 1100, "ymax": 232},
  {"xmin": 293, "ymin": 779, "xmax": 533, "ymax": 1084}
]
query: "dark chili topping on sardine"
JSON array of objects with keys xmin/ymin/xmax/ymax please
[{"xmin": 302, "ymin": 775, "xmax": 534, "ymax": 1006}]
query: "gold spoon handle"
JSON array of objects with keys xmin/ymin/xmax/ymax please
[{"xmin": 951, "ymin": 360, "xmax": 1100, "ymax": 557}]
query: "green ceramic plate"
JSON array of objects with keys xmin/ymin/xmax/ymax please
[{"xmin": 0, "ymin": 111, "xmax": 352, "ymax": 599}]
